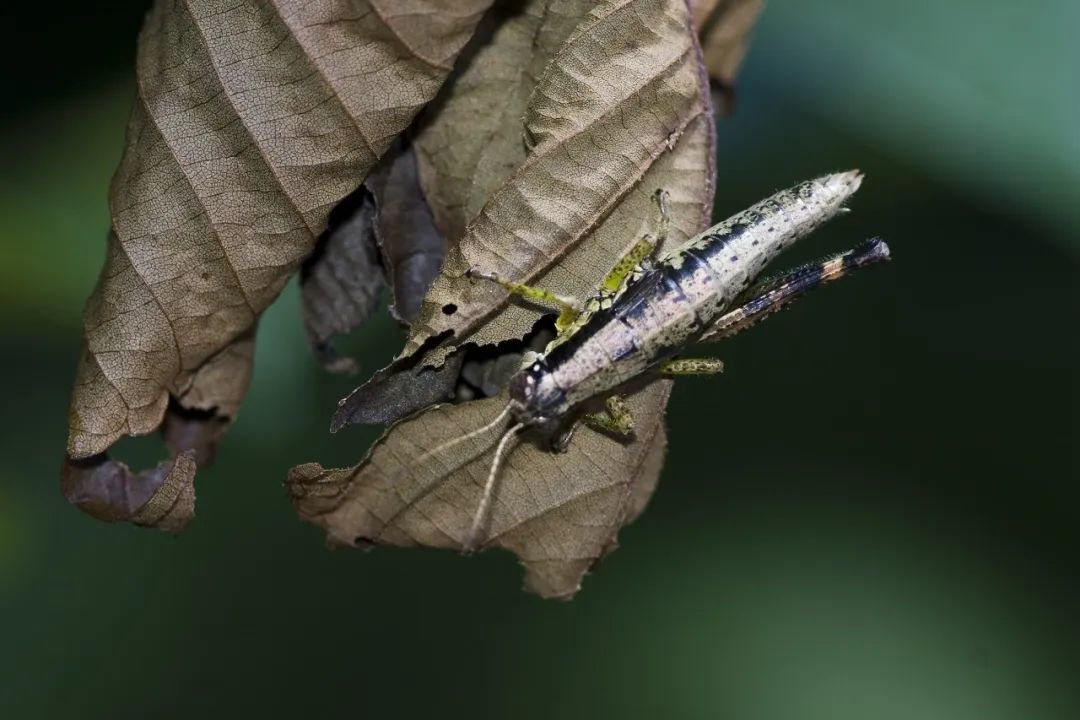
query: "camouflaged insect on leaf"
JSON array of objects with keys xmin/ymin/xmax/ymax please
[{"xmin": 289, "ymin": 0, "xmax": 763, "ymax": 598}]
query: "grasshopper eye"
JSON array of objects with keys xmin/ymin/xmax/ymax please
[{"xmin": 509, "ymin": 369, "xmax": 532, "ymax": 404}]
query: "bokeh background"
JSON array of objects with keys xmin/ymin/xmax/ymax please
[{"xmin": 1, "ymin": 1, "xmax": 1076, "ymax": 717}]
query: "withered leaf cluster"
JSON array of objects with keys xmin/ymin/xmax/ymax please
[{"xmin": 63, "ymin": 0, "xmax": 762, "ymax": 598}]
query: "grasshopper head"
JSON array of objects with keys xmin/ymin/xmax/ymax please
[{"xmin": 508, "ymin": 356, "xmax": 567, "ymax": 428}]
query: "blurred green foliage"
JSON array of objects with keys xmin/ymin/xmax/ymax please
[
  {"xmin": 1, "ymin": 1, "xmax": 1076, "ymax": 718},
  {"xmin": 758, "ymin": 0, "xmax": 1079, "ymax": 247}
]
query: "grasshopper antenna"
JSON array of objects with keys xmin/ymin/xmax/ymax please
[
  {"xmin": 369, "ymin": 400, "xmax": 519, "ymax": 545},
  {"xmin": 462, "ymin": 421, "xmax": 525, "ymax": 553},
  {"xmin": 398, "ymin": 401, "xmax": 517, "ymax": 482}
]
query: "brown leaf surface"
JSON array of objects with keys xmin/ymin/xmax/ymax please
[
  {"xmin": 289, "ymin": 380, "xmax": 671, "ymax": 599},
  {"xmin": 414, "ymin": 0, "xmax": 593, "ymax": 244},
  {"xmin": 401, "ymin": 0, "xmax": 713, "ymax": 363},
  {"xmin": 67, "ymin": 0, "xmax": 492, "ymax": 461}
]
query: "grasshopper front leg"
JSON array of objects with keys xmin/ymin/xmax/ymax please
[
  {"xmin": 465, "ymin": 268, "xmax": 583, "ymax": 315},
  {"xmin": 597, "ymin": 189, "xmax": 669, "ymax": 297}
]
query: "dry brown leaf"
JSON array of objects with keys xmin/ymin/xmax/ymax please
[
  {"xmin": 67, "ymin": 0, "xmax": 493, "ymax": 456},
  {"xmin": 401, "ymin": 0, "xmax": 712, "ymax": 363},
  {"xmin": 289, "ymin": 380, "xmax": 671, "ymax": 599},
  {"xmin": 691, "ymin": 0, "xmax": 764, "ymax": 111},
  {"xmin": 436, "ymin": 112, "xmax": 716, "ymax": 360},
  {"xmin": 64, "ymin": 0, "xmax": 493, "ymax": 525},
  {"xmin": 330, "ymin": 352, "xmax": 465, "ymax": 430},
  {"xmin": 63, "ymin": 329, "xmax": 254, "ymax": 528}
]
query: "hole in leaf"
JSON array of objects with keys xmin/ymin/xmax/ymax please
[{"xmin": 442, "ymin": 303, "xmax": 458, "ymax": 315}]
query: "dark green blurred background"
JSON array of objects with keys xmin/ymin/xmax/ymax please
[{"xmin": 1, "ymin": 1, "xmax": 1076, "ymax": 717}]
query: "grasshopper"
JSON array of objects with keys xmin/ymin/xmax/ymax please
[{"xmin": 416, "ymin": 171, "xmax": 888, "ymax": 551}]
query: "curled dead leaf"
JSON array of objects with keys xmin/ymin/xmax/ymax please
[
  {"xmin": 63, "ymin": 0, "xmax": 765, "ymax": 572},
  {"xmin": 62, "ymin": 450, "xmax": 197, "ymax": 533},
  {"xmin": 300, "ymin": 139, "xmax": 449, "ymax": 372}
]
